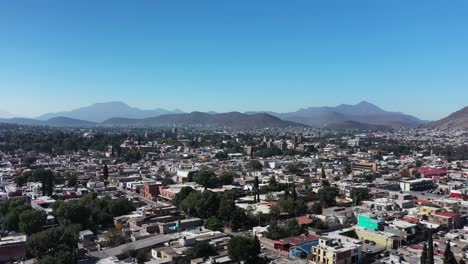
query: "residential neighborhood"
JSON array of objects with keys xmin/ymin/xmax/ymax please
[{"xmin": 1, "ymin": 124, "xmax": 468, "ymax": 264}]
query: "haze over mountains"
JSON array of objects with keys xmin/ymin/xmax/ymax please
[
  {"xmin": 0, "ymin": 109, "xmax": 15, "ymax": 119},
  {"xmin": 429, "ymin": 106, "xmax": 468, "ymax": 130},
  {"xmin": 1, "ymin": 101, "xmax": 467, "ymax": 130},
  {"xmin": 247, "ymin": 101, "xmax": 427, "ymax": 128},
  {"xmin": 102, "ymin": 112, "xmax": 305, "ymax": 129},
  {"xmin": 37, "ymin": 101, "xmax": 183, "ymax": 123}
]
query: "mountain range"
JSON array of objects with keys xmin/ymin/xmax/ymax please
[
  {"xmin": 0, "ymin": 109, "xmax": 15, "ymax": 119},
  {"xmin": 0, "ymin": 117, "xmax": 97, "ymax": 128},
  {"xmin": 102, "ymin": 112, "xmax": 305, "ymax": 129},
  {"xmin": 1, "ymin": 101, "xmax": 467, "ymax": 130},
  {"xmin": 248, "ymin": 101, "xmax": 427, "ymax": 128},
  {"xmin": 36, "ymin": 101, "xmax": 183, "ymax": 123},
  {"xmin": 428, "ymin": 106, "xmax": 468, "ymax": 130}
]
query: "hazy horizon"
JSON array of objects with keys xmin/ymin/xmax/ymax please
[
  {"xmin": 0, "ymin": 100, "xmax": 441, "ymax": 121},
  {"xmin": 1, "ymin": 1, "xmax": 467, "ymax": 120}
]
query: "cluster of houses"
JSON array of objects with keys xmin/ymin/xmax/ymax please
[{"xmin": 0, "ymin": 127, "xmax": 468, "ymax": 264}]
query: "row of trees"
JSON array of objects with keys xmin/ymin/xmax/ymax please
[
  {"xmin": 0, "ymin": 129, "xmax": 125, "ymax": 154},
  {"xmin": 192, "ymin": 169, "xmax": 237, "ymax": 189},
  {"xmin": 0, "ymin": 199, "xmax": 47, "ymax": 235},
  {"xmin": 27, "ymin": 224, "xmax": 80, "ymax": 264},
  {"xmin": 17, "ymin": 193, "xmax": 135, "ymax": 263},
  {"xmin": 14, "ymin": 169, "xmax": 56, "ymax": 195},
  {"xmin": 52, "ymin": 193, "xmax": 135, "ymax": 231},
  {"xmin": 184, "ymin": 229, "xmax": 262, "ymax": 264},
  {"xmin": 420, "ymin": 229, "xmax": 458, "ymax": 264},
  {"xmin": 266, "ymin": 219, "xmax": 305, "ymax": 240},
  {"xmin": 176, "ymin": 188, "xmax": 250, "ymax": 231}
]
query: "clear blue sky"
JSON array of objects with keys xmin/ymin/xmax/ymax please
[{"xmin": 0, "ymin": 0, "xmax": 467, "ymax": 120}]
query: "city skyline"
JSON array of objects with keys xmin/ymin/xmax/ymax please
[{"xmin": 1, "ymin": 1, "xmax": 468, "ymax": 119}]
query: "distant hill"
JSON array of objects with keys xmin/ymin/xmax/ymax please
[
  {"xmin": 1, "ymin": 101, "xmax": 430, "ymax": 130},
  {"xmin": 248, "ymin": 101, "xmax": 427, "ymax": 128},
  {"xmin": 429, "ymin": 106, "xmax": 468, "ymax": 130},
  {"xmin": 37, "ymin": 101, "xmax": 184, "ymax": 123},
  {"xmin": 0, "ymin": 118, "xmax": 44, "ymax": 126},
  {"xmin": 45, "ymin": 117, "xmax": 97, "ymax": 127},
  {"xmin": 0, "ymin": 109, "xmax": 15, "ymax": 118},
  {"xmin": 103, "ymin": 112, "xmax": 306, "ymax": 129},
  {"xmin": 0, "ymin": 116, "xmax": 96, "ymax": 127}
]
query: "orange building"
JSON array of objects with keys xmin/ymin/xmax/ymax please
[{"xmin": 140, "ymin": 182, "xmax": 162, "ymax": 201}]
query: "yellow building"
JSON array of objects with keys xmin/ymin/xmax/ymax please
[
  {"xmin": 354, "ymin": 226, "xmax": 398, "ymax": 250},
  {"xmin": 420, "ymin": 206, "xmax": 442, "ymax": 215},
  {"xmin": 308, "ymin": 237, "xmax": 362, "ymax": 264}
]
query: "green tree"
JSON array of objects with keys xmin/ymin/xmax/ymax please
[
  {"xmin": 321, "ymin": 167, "xmax": 326, "ymax": 178},
  {"xmin": 52, "ymin": 194, "xmax": 134, "ymax": 229},
  {"xmin": 303, "ymin": 177, "xmax": 311, "ymax": 190},
  {"xmin": 318, "ymin": 186, "xmax": 338, "ymax": 208},
  {"xmin": 193, "ymin": 170, "xmax": 219, "ymax": 189},
  {"xmin": 53, "ymin": 201, "xmax": 91, "ymax": 227},
  {"xmin": 277, "ymin": 198, "xmax": 295, "ymax": 216},
  {"xmin": 19, "ymin": 209, "xmax": 46, "ymax": 235},
  {"xmin": 190, "ymin": 241, "xmax": 217, "ymax": 259},
  {"xmin": 420, "ymin": 243, "xmax": 427, "ymax": 264},
  {"xmin": 204, "ymin": 216, "xmax": 223, "ymax": 231},
  {"xmin": 310, "ymin": 218, "xmax": 329, "ymax": 230},
  {"xmin": 428, "ymin": 229, "xmax": 434, "ymax": 264},
  {"xmin": 443, "ymin": 242, "xmax": 457, "ymax": 264},
  {"xmin": 174, "ymin": 186, "xmax": 194, "ymax": 207},
  {"xmin": 65, "ymin": 172, "xmax": 78, "ymax": 187},
  {"xmin": 15, "ymin": 171, "xmax": 32, "ymax": 186},
  {"xmin": 254, "ymin": 176, "xmax": 260, "ymax": 203},
  {"xmin": 180, "ymin": 191, "xmax": 202, "ymax": 217},
  {"xmin": 350, "ymin": 188, "xmax": 370, "ymax": 206},
  {"xmin": 269, "ymin": 176, "xmax": 277, "ymax": 186},
  {"xmin": 180, "ymin": 190, "xmax": 219, "ymax": 219},
  {"xmin": 218, "ymin": 191, "xmax": 238, "ymax": 221},
  {"xmin": 196, "ymin": 191, "xmax": 220, "ymax": 219},
  {"xmin": 30, "ymin": 169, "xmax": 55, "ymax": 196},
  {"xmin": 104, "ymin": 228, "xmax": 127, "ymax": 247},
  {"xmin": 109, "ymin": 197, "xmax": 134, "ymax": 217},
  {"xmin": 246, "ymin": 160, "xmax": 263, "ymax": 171},
  {"xmin": 228, "ymin": 236, "xmax": 261, "ymax": 264},
  {"xmin": 103, "ymin": 165, "xmax": 109, "ymax": 181},
  {"xmin": 310, "ymin": 202, "xmax": 323, "ymax": 214},
  {"xmin": 322, "ymin": 179, "xmax": 330, "ymax": 187},
  {"xmin": 219, "ymin": 171, "xmax": 237, "ymax": 185},
  {"xmin": 266, "ymin": 219, "xmax": 303, "ymax": 240},
  {"xmin": 215, "ymin": 152, "xmax": 228, "ymax": 160},
  {"xmin": 0, "ymin": 199, "xmax": 33, "ymax": 232},
  {"xmin": 27, "ymin": 225, "xmax": 80, "ymax": 264}
]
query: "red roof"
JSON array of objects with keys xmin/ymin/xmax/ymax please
[
  {"xmin": 296, "ymin": 216, "xmax": 313, "ymax": 226},
  {"xmin": 402, "ymin": 217, "xmax": 420, "ymax": 224},
  {"xmin": 275, "ymin": 235, "xmax": 319, "ymax": 246},
  {"xmin": 419, "ymin": 168, "xmax": 447, "ymax": 177},
  {"xmin": 435, "ymin": 212, "xmax": 460, "ymax": 218},
  {"xmin": 34, "ymin": 199, "xmax": 46, "ymax": 205}
]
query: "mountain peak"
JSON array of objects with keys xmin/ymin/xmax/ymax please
[
  {"xmin": 37, "ymin": 102, "xmax": 182, "ymax": 122},
  {"xmin": 335, "ymin": 101, "xmax": 385, "ymax": 115},
  {"xmin": 356, "ymin": 100, "xmax": 375, "ymax": 107},
  {"xmin": 92, "ymin": 101, "xmax": 130, "ymax": 106}
]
